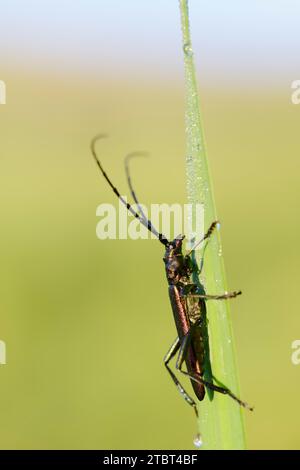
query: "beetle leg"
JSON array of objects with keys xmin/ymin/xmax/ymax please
[
  {"xmin": 174, "ymin": 321, "xmax": 253, "ymax": 411},
  {"xmin": 183, "ymin": 290, "xmax": 242, "ymax": 300},
  {"xmin": 186, "ymin": 221, "xmax": 218, "ymax": 257},
  {"xmin": 164, "ymin": 337, "xmax": 199, "ymax": 418},
  {"xmin": 185, "ymin": 371, "xmax": 254, "ymax": 411}
]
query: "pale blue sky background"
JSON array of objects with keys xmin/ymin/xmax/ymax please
[{"xmin": 1, "ymin": 0, "xmax": 299, "ymax": 85}]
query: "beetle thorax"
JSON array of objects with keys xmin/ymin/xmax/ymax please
[{"xmin": 163, "ymin": 238, "xmax": 187, "ymax": 285}]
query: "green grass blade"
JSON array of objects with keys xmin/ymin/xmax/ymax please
[{"xmin": 178, "ymin": 0, "xmax": 247, "ymax": 450}]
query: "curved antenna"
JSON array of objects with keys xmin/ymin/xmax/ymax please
[
  {"xmin": 91, "ymin": 134, "xmax": 169, "ymax": 245},
  {"xmin": 124, "ymin": 152, "xmax": 162, "ymax": 241}
]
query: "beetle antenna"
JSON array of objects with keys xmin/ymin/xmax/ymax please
[
  {"xmin": 124, "ymin": 152, "xmax": 162, "ymax": 238},
  {"xmin": 91, "ymin": 134, "xmax": 169, "ymax": 245}
]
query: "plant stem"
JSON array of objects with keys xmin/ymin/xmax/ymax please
[{"xmin": 178, "ymin": 0, "xmax": 246, "ymax": 450}]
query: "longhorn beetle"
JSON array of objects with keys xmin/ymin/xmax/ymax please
[{"xmin": 91, "ymin": 135, "xmax": 253, "ymax": 442}]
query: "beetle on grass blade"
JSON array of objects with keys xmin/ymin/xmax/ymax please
[{"xmin": 91, "ymin": 135, "xmax": 253, "ymax": 446}]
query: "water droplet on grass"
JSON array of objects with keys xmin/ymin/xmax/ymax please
[
  {"xmin": 183, "ymin": 42, "xmax": 193, "ymax": 57},
  {"xmin": 193, "ymin": 433, "xmax": 203, "ymax": 448}
]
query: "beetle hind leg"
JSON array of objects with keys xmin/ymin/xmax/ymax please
[
  {"xmin": 164, "ymin": 337, "xmax": 199, "ymax": 418},
  {"xmin": 175, "ymin": 322, "xmax": 253, "ymax": 412}
]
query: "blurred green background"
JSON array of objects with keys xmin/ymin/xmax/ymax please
[{"xmin": 0, "ymin": 0, "xmax": 300, "ymax": 450}]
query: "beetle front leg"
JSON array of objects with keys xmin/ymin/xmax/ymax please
[{"xmin": 186, "ymin": 221, "xmax": 219, "ymax": 256}]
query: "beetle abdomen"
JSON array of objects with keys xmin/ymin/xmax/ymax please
[{"xmin": 168, "ymin": 285, "xmax": 205, "ymax": 401}]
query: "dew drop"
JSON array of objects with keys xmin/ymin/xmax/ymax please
[
  {"xmin": 216, "ymin": 222, "xmax": 221, "ymax": 231},
  {"xmin": 183, "ymin": 42, "xmax": 193, "ymax": 57},
  {"xmin": 193, "ymin": 433, "xmax": 203, "ymax": 448}
]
